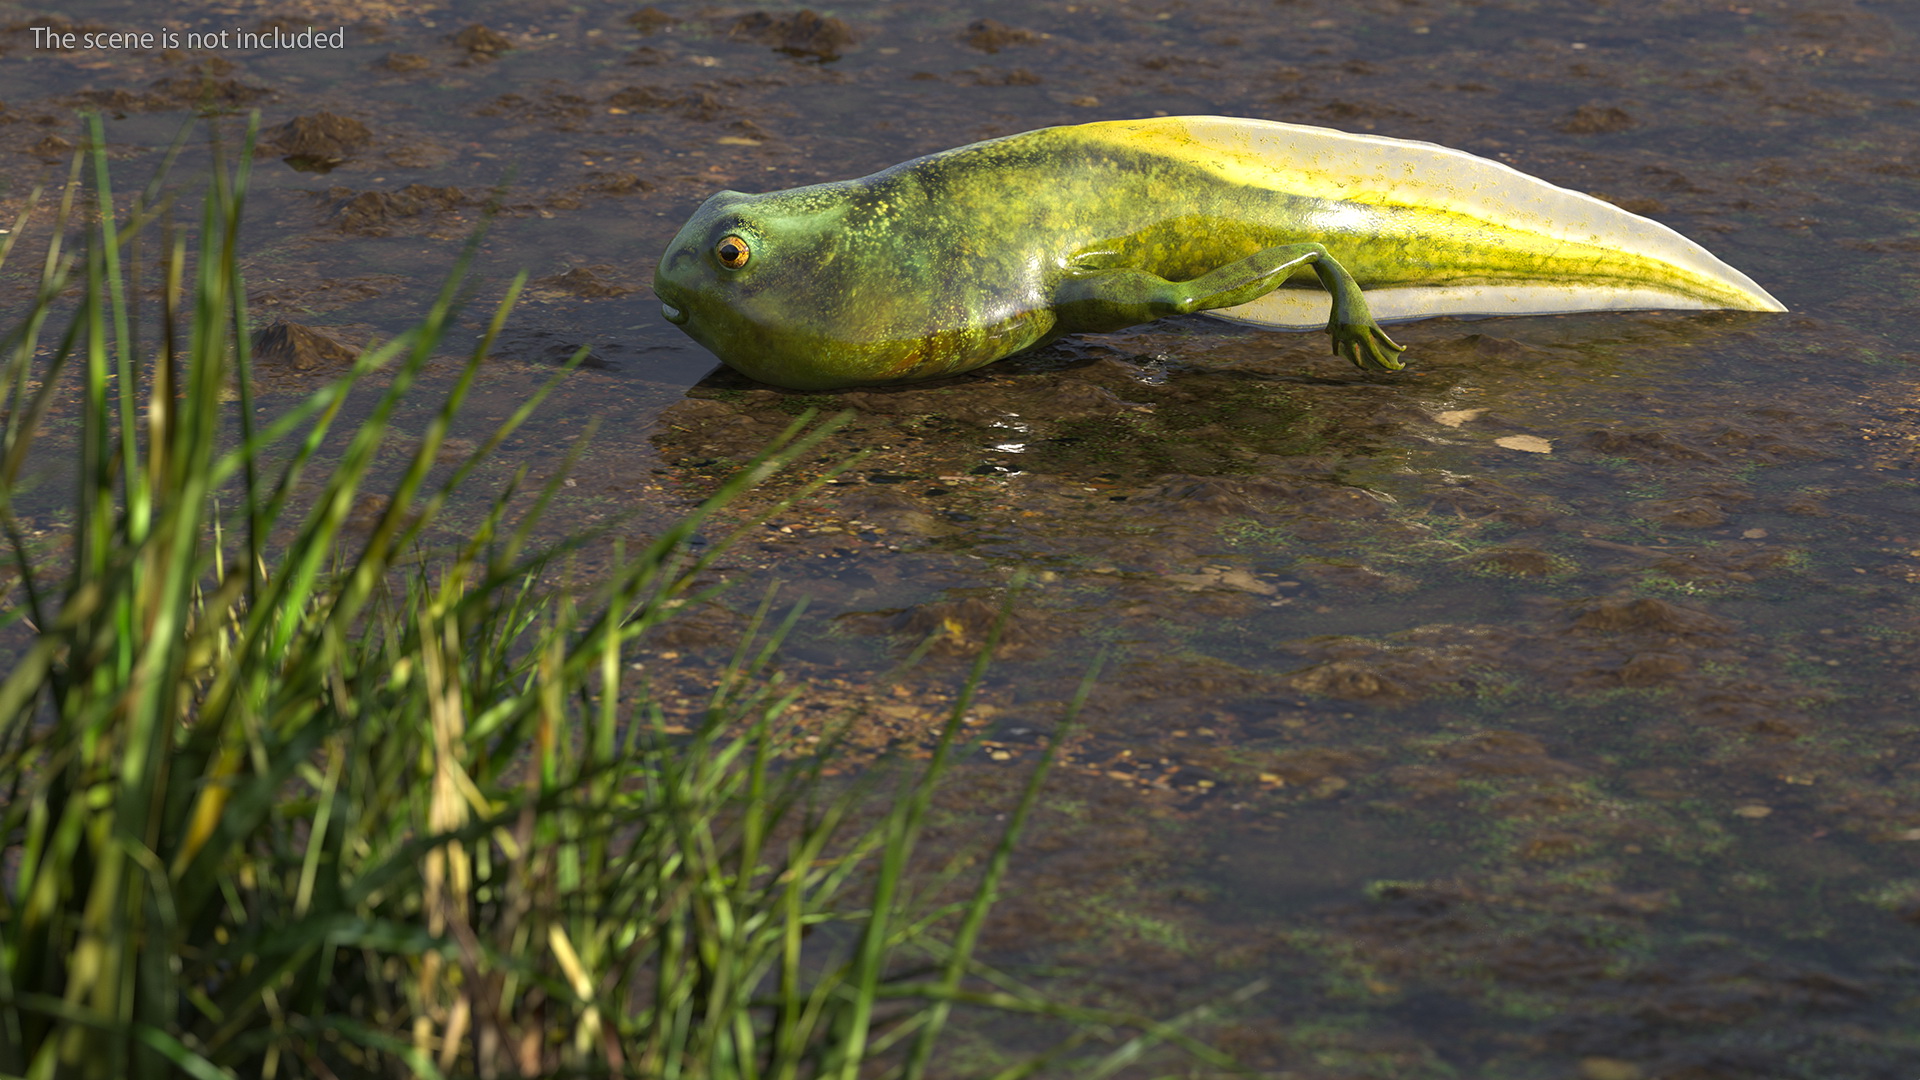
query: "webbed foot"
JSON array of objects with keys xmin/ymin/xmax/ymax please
[{"xmin": 1330, "ymin": 321, "xmax": 1407, "ymax": 372}]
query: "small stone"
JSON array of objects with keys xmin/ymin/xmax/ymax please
[
  {"xmin": 1733, "ymin": 804, "xmax": 1773, "ymax": 819},
  {"xmin": 1434, "ymin": 408, "xmax": 1485, "ymax": 427},
  {"xmin": 1742, "ymin": 527, "xmax": 1769, "ymax": 539},
  {"xmin": 1495, "ymin": 434, "xmax": 1552, "ymax": 453}
]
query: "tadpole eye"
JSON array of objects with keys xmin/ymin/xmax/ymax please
[{"xmin": 716, "ymin": 235, "xmax": 751, "ymax": 270}]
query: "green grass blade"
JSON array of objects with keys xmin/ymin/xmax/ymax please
[{"xmin": 904, "ymin": 653, "xmax": 1103, "ymax": 1080}]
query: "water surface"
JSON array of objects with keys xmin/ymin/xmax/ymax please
[{"xmin": 3, "ymin": 0, "xmax": 1918, "ymax": 1075}]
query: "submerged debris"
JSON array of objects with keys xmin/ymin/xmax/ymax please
[
  {"xmin": 322, "ymin": 184, "xmax": 468, "ymax": 235},
  {"xmin": 449, "ymin": 23, "xmax": 514, "ymax": 58},
  {"xmin": 1560, "ymin": 104, "xmax": 1639, "ymax": 134},
  {"xmin": 961, "ymin": 18, "xmax": 1043, "ymax": 53},
  {"xmin": 729, "ymin": 10, "xmax": 857, "ymax": 61},
  {"xmin": 251, "ymin": 321, "xmax": 358, "ymax": 372},
  {"xmin": 266, "ymin": 111, "xmax": 370, "ymax": 169},
  {"xmin": 536, "ymin": 265, "xmax": 637, "ymax": 299}
]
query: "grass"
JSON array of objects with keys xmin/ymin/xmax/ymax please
[{"xmin": 0, "ymin": 118, "xmax": 1257, "ymax": 1079}]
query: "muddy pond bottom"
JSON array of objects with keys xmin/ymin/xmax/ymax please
[{"xmin": 4, "ymin": 0, "xmax": 1918, "ymax": 1073}]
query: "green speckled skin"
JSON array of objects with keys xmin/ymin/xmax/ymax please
[{"xmin": 653, "ymin": 117, "xmax": 1782, "ymax": 391}]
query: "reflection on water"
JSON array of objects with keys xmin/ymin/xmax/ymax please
[{"xmin": 4, "ymin": 0, "xmax": 1919, "ymax": 1074}]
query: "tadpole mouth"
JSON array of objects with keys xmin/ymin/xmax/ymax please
[{"xmin": 654, "ymin": 279, "xmax": 691, "ymax": 326}]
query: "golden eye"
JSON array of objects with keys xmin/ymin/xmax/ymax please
[{"xmin": 716, "ymin": 235, "xmax": 751, "ymax": 269}]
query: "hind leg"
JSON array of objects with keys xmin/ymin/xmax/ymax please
[
  {"xmin": 1057, "ymin": 243, "xmax": 1407, "ymax": 372},
  {"xmin": 1192, "ymin": 243, "xmax": 1407, "ymax": 372}
]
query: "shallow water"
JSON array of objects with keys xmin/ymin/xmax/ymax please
[{"xmin": 4, "ymin": 0, "xmax": 1919, "ymax": 1075}]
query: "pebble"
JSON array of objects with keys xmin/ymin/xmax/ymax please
[
  {"xmin": 1734, "ymin": 804, "xmax": 1773, "ymax": 819},
  {"xmin": 1435, "ymin": 408, "xmax": 1486, "ymax": 427},
  {"xmin": 1495, "ymin": 434, "xmax": 1553, "ymax": 453}
]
